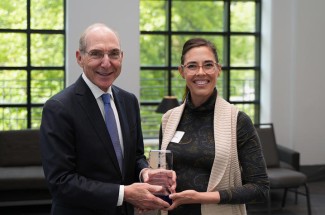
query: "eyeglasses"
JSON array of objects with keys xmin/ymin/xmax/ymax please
[
  {"xmin": 84, "ymin": 49, "xmax": 122, "ymax": 60},
  {"xmin": 181, "ymin": 62, "xmax": 218, "ymax": 75}
]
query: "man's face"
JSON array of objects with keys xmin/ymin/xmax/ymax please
[{"xmin": 76, "ymin": 27, "xmax": 123, "ymax": 92}]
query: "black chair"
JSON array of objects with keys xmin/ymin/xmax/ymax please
[{"xmin": 254, "ymin": 123, "xmax": 312, "ymax": 215}]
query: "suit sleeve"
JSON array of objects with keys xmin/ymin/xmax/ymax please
[{"xmin": 40, "ymin": 98, "xmax": 120, "ymax": 210}]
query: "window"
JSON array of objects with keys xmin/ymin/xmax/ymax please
[
  {"xmin": 140, "ymin": 0, "xmax": 261, "ymax": 138},
  {"xmin": 0, "ymin": 0, "xmax": 66, "ymax": 130}
]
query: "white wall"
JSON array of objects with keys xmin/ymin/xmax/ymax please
[
  {"xmin": 261, "ymin": 0, "xmax": 325, "ymax": 165},
  {"xmin": 66, "ymin": 0, "xmax": 140, "ymax": 98},
  {"xmin": 66, "ymin": 0, "xmax": 325, "ymax": 165}
]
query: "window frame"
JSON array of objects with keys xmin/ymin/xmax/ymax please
[
  {"xmin": 140, "ymin": 0, "xmax": 261, "ymax": 138},
  {"xmin": 0, "ymin": 0, "xmax": 66, "ymax": 130}
]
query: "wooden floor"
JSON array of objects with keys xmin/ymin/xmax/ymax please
[{"xmin": 0, "ymin": 180, "xmax": 324, "ymax": 215}]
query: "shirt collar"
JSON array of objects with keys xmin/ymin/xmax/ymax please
[{"xmin": 82, "ymin": 73, "xmax": 114, "ymax": 100}]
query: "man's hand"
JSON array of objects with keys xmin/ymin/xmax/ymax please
[
  {"xmin": 141, "ymin": 168, "xmax": 177, "ymax": 194},
  {"xmin": 124, "ymin": 183, "xmax": 171, "ymax": 211}
]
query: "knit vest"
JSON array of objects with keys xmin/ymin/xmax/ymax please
[{"xmin": 161, "ymin": 96, "xmax": 246, "ymax": 215}]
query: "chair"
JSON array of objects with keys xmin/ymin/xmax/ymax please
[{"xmin": 254, "ymin": 123, "xmax": 312, "ymax": 215}]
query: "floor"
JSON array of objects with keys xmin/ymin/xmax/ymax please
[
  {"xmin": 247, "ymin": 180, "xmax": 325, "ymax": 215},
  {"xmin": 0, "ymin": 180, "xmax": 324, "ymax": 215}
]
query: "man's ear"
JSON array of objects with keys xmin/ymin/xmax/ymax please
[{"xmin": 76, "ymin": 50, "xmax": 83, "ymax": 67}]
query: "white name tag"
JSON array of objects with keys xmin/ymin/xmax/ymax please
[{"xmin": 171, "ymin": 131, "xmax": 185, "ymax": 143}]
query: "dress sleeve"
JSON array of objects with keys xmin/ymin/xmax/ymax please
[{"xmin": 219, "ymin": 111, "xmax": 270, "ymax": 204}]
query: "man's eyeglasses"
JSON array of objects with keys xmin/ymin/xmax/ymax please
[
  {"xmin": 84, "ymin": 49, "xmax": 122, "ymax": 60},
  {"xmin": 181, "ymin": 62, "xmax": 218, "ymax": 75}
]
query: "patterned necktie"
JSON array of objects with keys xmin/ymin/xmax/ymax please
[{"xmin": 101, "ymin": 93, "xmax": 123, "ymax": 172}]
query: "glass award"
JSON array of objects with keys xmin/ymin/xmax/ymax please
[{"xmin": 148, "ymin": 149, "xmax": 173, "ymax": 204}]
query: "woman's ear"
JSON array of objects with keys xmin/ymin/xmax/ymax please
[
  {"xmin": 216, "ymin": 63, "xmax": 222, "ymax": 77},
  {"xmin": 178, "ymin": 66, "xmax": 185, "ymax": 79}
]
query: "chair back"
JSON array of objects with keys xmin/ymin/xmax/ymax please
[{"xmin": 254, "ymin": 123, "xmax": 280, "ymax": 168}]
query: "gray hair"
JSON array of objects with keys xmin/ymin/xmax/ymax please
[{"xmin": 78, "ymin": 23, "xmax": 121, "ymax": 52}]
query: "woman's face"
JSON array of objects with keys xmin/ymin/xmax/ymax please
[{"xmin": 179, "ymin": 46, "xmax": 221, "ymax": 107}]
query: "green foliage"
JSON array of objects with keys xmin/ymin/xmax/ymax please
[
  {"xmin": 0, "ymin": 0, "xmax": 27, "ymax": 29},
  {"xmin": 0, "ymin": 33, "xmax": 27, "ymax": 66},
  {"xmin": 0, "ymin": 0, "xmax": 65, "ymax": 130},
  {"xmin": 31, "ymin": 70, "xmax": 64, "ymax": 103},
  {"xmin": 140, "ymin": 1, "xmax": 166, "ymax": 31},
  {"xmin": 230, "ymin": 2, "xmax": 256, "ymax": 32},
  {"xmin": 0, "ymin": 70, "xmax": 27, "ymax": 103},
  {"xmin": 31, "ymin": 34, "xmax": 64, "ymax": 66},
  {"xmin": 140, "ymin": 105, "xmax": 162, "ymax": 138},
  {"xmin": 144, "ymin": 144, "xmax": 159, "ymax": 160},
  {"xmin": 231, "ymin": 36, "xmax": 255, "ymax": 66},
  {"xmin": 171, "ymin": 1, "xmax": 224, "ymax": 32},
  {"xmin": 0, "ymin": 107, "xmax": 27, "ymax": 130},
  {"xmin": 30, "ymin": 0, "xmax": 64, "ymax": 30}
]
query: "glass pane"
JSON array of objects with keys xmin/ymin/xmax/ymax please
[
  {"xmin": 31, "ymin": 70, "xmax": 65, "ymax": 103},
  {"xmin": 171, "ymin": 70, "xmax": 185, "ymax": 101},
  {"xmin": 140, "ymin": 105, "xmax": 162, "ymax": 139},
  {"xmin": 230, "ymin": 70, "xmax": 255, "ymax": 102},
  {"xmin": 0, "ymin": 107, "xmax": 27, "ymax": 130},
  {"xmin": 231, "ymin": 1, "xmax": 256, "ymax": 32},
  {"xmin": 0, "ymin": 33, "xmax": 27, "ymax": 66},
  {"xmin": 30, "ymin": 0, "xmax": 64, "ymax": 30},
  {"xmin": 140, "ymin": 35, "xmax": 168, "ymax": 66},
  {"xmin": 144, "ymin": 143, "xmax": 159, "ymax": 160},
  {"xmin": 140, "ymin": 0, "xmax": 167, "ymax": 31},
  {"xmin": 230, "ymin": 35, "xmax": 255, "ymax": 66},
  {"xmin": 217, "ymin": 70, "xmax": 225, "ymax": 98},
  {"xmin": 171, "ymin": 35, "xmax": 224, "ymax": 66},
  {"xmin": 172, "ymin": 1, "xmax": 224, "ymax": 32},
  {"xmin": 140, "ymin": 70, "xmax": 167, "ymax": 101},
  {"xmin": 31, "ymin": 107, "xmax": 42, "ymax": 129},
  {"xmin": 0, "ymin": 70, "xmax": 27, "ymax": 104},
  {"xmin": 234, "ymin": 103, "xmax": 255, "ymax": 122},
  {"xmin": 31, "ymin": 33, "xmax": 64, "ymax": 66},
  {"xmin": 0, "ymin": 0, "xmax": 27, "ymax": 29}
]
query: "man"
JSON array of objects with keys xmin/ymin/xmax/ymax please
[{"xmin": 40, "ymin": 23, "xmax": 175, "ymax": 215}]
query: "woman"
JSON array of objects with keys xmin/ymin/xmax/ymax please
[{"xmin": 159, "ymin": 38, "xmax": 269, "ymax": 215}]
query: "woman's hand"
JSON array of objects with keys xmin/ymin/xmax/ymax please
[{"xmin": 167, "ymin": 190, "xmax": 220, "ymax": 210}]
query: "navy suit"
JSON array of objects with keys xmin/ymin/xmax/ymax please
[{"xmin": 40, "ymin": 76, "xmax": 148, "ymax": 215}]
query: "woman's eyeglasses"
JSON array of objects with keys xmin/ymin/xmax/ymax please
[{"xmin": 181, "ymin": 62, "xmax": 218, "ymax": 75}]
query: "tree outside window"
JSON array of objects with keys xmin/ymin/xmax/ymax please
[{"xmin": 0, "ymin": 0, "xmax": 65, "ymax": 130}]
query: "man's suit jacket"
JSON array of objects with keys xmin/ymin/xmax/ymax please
[{"xmin": 40, "ymin": 76, "xmax": 148, "ymax": 215}]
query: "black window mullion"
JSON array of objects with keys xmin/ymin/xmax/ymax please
[
  {"xmin": 223, "ymin": 0, "xmax": 231, "ymax": 101},
  {"xmin": 167, "ymin": 0, "xmax": 172, "ymax": 97},
  {"xmin": 27, "ymin": 0, "xmax": 32, "ymax": 128},
  {"xmin": 254, "ymin": 0, "xmax": 262, "ymax": 123}
]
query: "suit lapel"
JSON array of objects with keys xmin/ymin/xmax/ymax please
[{"xmin": 74, "ymin": 77, "xmax": 122, "ymax": 174}]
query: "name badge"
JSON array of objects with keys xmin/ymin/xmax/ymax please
[{"xmin": 171, "ymin": 131, "xmax": 185, "ymax": 143}]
